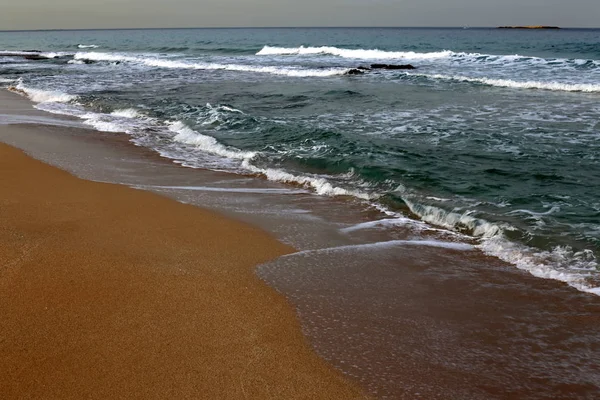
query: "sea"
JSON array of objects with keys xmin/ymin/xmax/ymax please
[{"xmin": 1, "ymin": 28, "xmax": 599, "ymax": 398}]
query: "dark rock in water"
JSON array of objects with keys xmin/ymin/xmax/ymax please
[
  {"xmin": 371, "ymin": 63, "xmax": 416, "ymax": 70},
  {"xmin": 357, "ymin": 66, "xmax": 371, "ymax": 70},
  {"xmin": 23, "ymin": 55, "xmax": 49, "ymax": 61},
  {"xmin": 346, "ymin": 68, "xmax": 365, "ymax": 75},
  {"xmin": 21, "ymin": 50, "xmax": 42, "ymax": 53}
]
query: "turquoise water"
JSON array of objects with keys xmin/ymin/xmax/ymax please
[{"xmin": 1, "ymin": 28, "xmax": 599, "ymax": 292}]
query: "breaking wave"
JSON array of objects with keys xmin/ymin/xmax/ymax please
[
  {"xmin": 403, "ymin": 198, "xmax": 599, "ymax": 294},
  {"xmin": 111, "ymin": 108, "xmax": 142, "ymax": 118},
  {"xmin": 257, "ymin": 45, "xmax": 600, "ymax": 68},
  {"xmin": 413, "ymin": 73, "xmax": 600, "ymax": 93},
  {"xmin": 0, "ymin": 50, "xmax": 69, "ymax": 59},
  {"xmin": 257, "ymin": 45, "xmax": 453, "ymax": 60},
  {"xmin": 168, "ymin": 121, "xmax": 256, "ymax": 160},
  {"xmin": 73, "ymin": 52, "xmax": 350, "ymax": 77},
  {"xmin": 240, "ymin": 159, "xmax": 374, "ymax": 200},
  {"xmin": 9, "ymin": 81, "xmax": 77, "ymax": 103}
]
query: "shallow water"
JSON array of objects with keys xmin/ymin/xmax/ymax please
[{"xmin": 2, "ymin": 27, "xmax": 599, "ymax": 293}]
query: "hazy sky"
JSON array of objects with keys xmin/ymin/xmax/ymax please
[{"xmin": 1, "ymin": 0, "xmax": 598, "ymax": 30}]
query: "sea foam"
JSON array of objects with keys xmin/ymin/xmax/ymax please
[
  {"xmin": 288, "ymin": 239, "xmax": 474, "ymax": 256},
  {"xmin": 413, "ymin": 73, "xmax": 600, "ymax": 93},
  {"xmin": 11, "ymin": 82, "xmax": 77, "ymax": 103},
  {"xmin": 402, "ymin": 197, "xmax": 600, "ymax": 294},
  {"xmin": 168, "ymin": 121, "xmax": 256, "ymax": 160},
  {"xmin": 257, "ymin": 45, "xmax": 600, "ymax": 69},
  {"xmin": 257, "ymin": 45, "xmax": 453, "ymax": 60},
  {"xmin": 73, "ymin": 52, "xmax": 350, "ymax": 77},
  {"xmin": 240, "ymin": 159, "xmax": 374, "ymax": 200}
]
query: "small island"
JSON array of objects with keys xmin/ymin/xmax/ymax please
[{"xmin": 498, "ymin": 26, "xmax": 560, "ymax": 29}]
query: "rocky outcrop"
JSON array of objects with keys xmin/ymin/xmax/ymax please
[
  {"xmin": 370, "ymin": 63, "xmax": 416, "ymax": 70},
  {"xmin": 345, "ymin": 63, "xmax": 417, "ymax": 76},
  {"xmin": 345, "ymin": 68, "xmax": 365, "ymax": 75},
  {"xmin": 23, "ymin": 55, "xmax": 49, "ymax": 60}
]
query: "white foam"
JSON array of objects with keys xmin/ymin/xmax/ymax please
[
  {"xmin": 168, "ymin": 121, "xmax": 256, "ymax": 160},
  {"xmin": 200, "ymin": 103, "xmax": 245, "ymax": 126},
  {"xmin": 340, "ymin": 217, "xmax": 418, "ymax": 233},
  {"xmin": 141, "ymin": 185, "xmax": 307, "ymax": 194},
  {"xmin": 240, "ymin": 159, "xmax": 373, "ymax": 200},
  {"xmin": 413, "ymin": 73, "xmax": 600, "ymax": 93},
  {"xmin": 78, "ymin": 44, "xmax": 100, "ymax": 49},
  {"xmin": 11, "ymin": 82, "xmax": 77, "ymax": 103},
  {"xmin": 39, "ymin": 52, "xmax": 61, "ymax": 59},
  {"xmin": 257, "ymin": 46, "xmax": 600, "ymax": 71},
  {"xmin": 0, "ymin": 51, "xmax": 65, "ymax": 59},
  {"xmin": 404, "ymin": 199, "xmax": 508, "ymax": 238},
  {"xmin": 288, "ymin": 239, "xmax": 474, "ymax": 256},
  {"xmin": 0, "ymin": 51, "xmax": 39, "ymax": 56},
  {"xmin": 479, "ymin": 237, "xmax": 599, "ymax": 295},
  {"xmin": 26, "ymin": 101, "xmax": 148, "ymax": 135},
  {"xmin": 33, "ymin": 101, "xmax": 87, "ymax": 117},
  {"xmin": 404, "ymin": 198, "xmax": 599, "ymax": 295},
  {"xmin": 81, "ymin": 112, "xmax": 132, "ymax": 133},
  {"xmin": 74, "ymin": 52, "xmax": 350, "ymax": 77},
  {"xmin": 257, "ymin": 46, "xmax": 453, "ymax": 60},
  {"xmin": 111, "ymin": 108, "xmax": 141, "ymax": 118},
  {"xmin": 67, "ymin": 59, "xmax": 85, "ymax": 65}
]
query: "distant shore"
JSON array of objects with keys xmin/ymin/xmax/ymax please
[{"xmin": 497, "ymin": 25, "xmax": 560, "ymax": 29}]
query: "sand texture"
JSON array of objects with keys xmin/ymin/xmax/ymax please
[{"xmin": 0, "ymin": 142, "xmax": 365, "ymax": 399}]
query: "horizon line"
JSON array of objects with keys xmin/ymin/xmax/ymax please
[{"xmin": 1, "ymin": 26, "xmax": 599, "ymax": 33}]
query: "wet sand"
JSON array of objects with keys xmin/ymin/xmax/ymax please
[{"xmin": 0, "ymin": 142, "xmax": 366, "ymax": 399}]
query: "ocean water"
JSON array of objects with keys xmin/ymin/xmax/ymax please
[{"xmin": 1, "ymin": 27, "xmax": 599, "ymax": 294}]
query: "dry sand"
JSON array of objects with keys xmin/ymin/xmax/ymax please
[{"xmin": 0, "ymin": 142, "xmax": 365, "ymax": 399}]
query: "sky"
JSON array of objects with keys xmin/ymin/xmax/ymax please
[{"xmin": 1, "ymin": 0, "xmax": 598, "ymax": 30}]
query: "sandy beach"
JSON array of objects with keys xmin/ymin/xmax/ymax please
[{"xmin": 0, "ymin": 141, "xmax": 365, "ymax": 399}]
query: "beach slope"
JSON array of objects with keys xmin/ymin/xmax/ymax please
[{"xmin": 0, "ymin": 142, "xmax": 364, "ymax": 399}]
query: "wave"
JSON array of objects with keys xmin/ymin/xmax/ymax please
[
  {"xmin": 256, "ymin": 45, "xmax": 600, "ymax": 69},
  {"xmin": 404, "ymin": 199, "xmax": 508, "ymax": 238},
  {"xmin": 10, "ymin": 81, "xmax": 77, "ymax": 103},
  {"xmin": 0, "ymin": 50, "xmax": 68, "ymax": 59},
  {"xmin": 81, "ymin": 112, "xmax": 136, "ymax": 133},
  {"xmin": 78, "ymin": 44, "xmax": 100, "ymax": 49},
  {"xmin": 480, "ymin": 237, "xmax": 600, "ymax": 295},
  {"xmin": 111, "ymin": 108, "xmax": 142, "ymax": 118},
  {"xmin": 240, "ymin": 159, "xmax": 374, "ymax": 200},
  {"xmin": 340, "ymin": 217, "xmax": 433, "ymax": 233},
  {"xmin": 73, "ymin": 52, "xmax": 350, "ymax": 77},
  {"xmin": 168, "ymin": 121, "xmax": 256, "ymax": 160},
  {"xmin": 5, "ymin": 83, "xmax": 376, "ymax": 201},
  {"xmin": 403, "ymin": 198, "xmax": 599, "ymax": 294},
  {"xmin": 257, "ymin": 45, "xmax": 453, "ymax": 60},
  {"xmin": 412, "ymin": 73, "xmax": 600, "ymax": 93}
]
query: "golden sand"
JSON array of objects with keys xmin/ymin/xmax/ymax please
[{"xmin": 0, "ymin": 143, "xmax": 365, "ymax": 399}]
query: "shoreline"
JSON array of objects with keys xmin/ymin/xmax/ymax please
[
  {"xmin": 0, "ymin": 141, "xmax": 365, "ymax": 398},
  {"xmin": 2, "ymin": 88, "xmax": 600, "ymax": 398}
]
